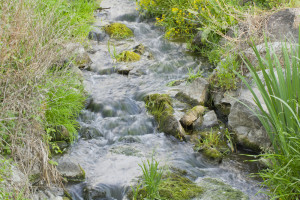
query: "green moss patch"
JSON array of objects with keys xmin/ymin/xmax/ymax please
[
  {"xmin": 116, "ymin": 51, "xmax": 141, "ymax": 62},
  {"xmin": 129, "ymin": 169, "xmax": 203, "ymax": 200},
  {"xmin": 104, "ymin": 23, "xmax": 133, "ymax": 39}
]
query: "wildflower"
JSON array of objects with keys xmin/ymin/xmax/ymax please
[{"xmin": 172, "ymin": 7, "xmax": 179, "ymax": 13}]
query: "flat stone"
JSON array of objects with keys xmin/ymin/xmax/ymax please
[{"xmin": 57, "ymin": 158, "xmax": 85, "ymax": 182}]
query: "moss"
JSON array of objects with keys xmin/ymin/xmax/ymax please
[
  {"xmin": 129, "ymin": 169, "xmax": 203, "ymax": 200},
  {"xmin": 144, "ymin": 94, "xmax": 174, "ymax": 122},
  {"xmin": 203, "ymin": 147, "xmax": 222, "ymax": 159},
  {"xmin": 116, "ymin": 51, "xmax": 141, "ymax": 62},
  {"xmin": 104, "ymin": 23, "xmax": 133, "ymax": 39}
]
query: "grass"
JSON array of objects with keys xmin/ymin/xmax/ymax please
[
  {"xmin": 236, "ymin": 31, "xmax": 300, "ymax": 199},
  {"xmin": 0, "ymin": 0, "xmax": 97, "ymax": 197}
]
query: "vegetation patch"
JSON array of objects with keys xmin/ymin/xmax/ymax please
[
  {"xmin": 104, "ymin": 23, "xmax": 134, "ymax": 39},
  {"xmin": 116, "ymin": 51, "xmax": 141, "ymax": 62}
]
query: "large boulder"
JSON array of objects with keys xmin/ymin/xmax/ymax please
[
  {"xmin": 228, "ymin": 99, "xmax": 270, "ymax": 152},
  {"xmin": 266, "ymin": 8, "xmax": 299, "ymax": 42}
]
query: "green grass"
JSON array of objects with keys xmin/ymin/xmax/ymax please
[
  {"xmin": 44, "ymin": 71, "xmax": 86, "ymax": 143},
  {"xmin": 236, "ymin": 31, "xmax": 300, "ymax": 199},
  {"xmin": 139, "ymin": 157, "xmax": 163, "ymax": 199}
]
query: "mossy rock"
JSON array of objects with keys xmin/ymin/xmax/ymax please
[
  {"xmin": 104, "ymin": 23, "xmax": 133, "ymax": 39},
  {"xmin": 144, "ymin": 94, "xmax": 185, "ymax": 139},
  {"xmin": 203, "ymin": 147, "xmax": 223, "ymax": 160},
  {"xmin": 197, "ymin": 178, "xmax": 249, "ymax": 200},
  {"xmin": 129, "ymin": 169, "xmax": 203, "ymax": 200},
  {"xmin": 116, "ymin": 51, "xmax": 141, "ymax": 62}
]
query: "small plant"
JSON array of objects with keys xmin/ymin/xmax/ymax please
[
  {"xmin": 139, "ymin": 157, "xmax": 163, "ymax": 200},
  {"xmin": 186, "ymin": 68, "xmax": 203, "ymax": 83}
]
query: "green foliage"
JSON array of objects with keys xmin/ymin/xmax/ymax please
[
  {"xmin": 116, "ymin": 51, "xmax": 141, "ymax": 62},
  {"xmin": 35, "ymin": 0, "xmax": 99, "ymax": 40},
  {"xmin": 186, "ymin": 68, "xmax": 203, "ymax": 83},
  {"xmin": 236, "ymin": 34, "xmax": 300, "ymax": 199},
  {"xmin": 44, "ymin": 71, "xmax": 86, "ymax": 143},
  {"xmin": 104, "ymin": 23, "xmax": 134, "ymax": 39},
  {"xmin": 139, "ymin": 157, "xmax": 163, "ymax": 199}
]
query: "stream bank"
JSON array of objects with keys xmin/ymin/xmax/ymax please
[{"xmin": 53, "ymin": 0, "xmax": 274, "ymax": 199}]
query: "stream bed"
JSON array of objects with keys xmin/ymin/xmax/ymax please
[{"xmin": 58, "ymin": 0, "xmax": 268, "ymax": 199}]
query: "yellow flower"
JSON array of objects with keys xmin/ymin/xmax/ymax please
[
  {"xmin": 202, "ymin": 7, "xmax": 205, "ymax": 11},
  {"xmin": 172, "ymin": 7, "xmax": 179, "ymax": 13}
]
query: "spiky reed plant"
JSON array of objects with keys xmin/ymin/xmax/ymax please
[{"xmin": 236, "ymin": 31, "xmax": 300, "ymax": 199}]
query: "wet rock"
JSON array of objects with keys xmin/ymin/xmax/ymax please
[
  {"xmin": 180, "ymin": 106, "xmax": 205, "ymax": 127},
  {"xmin": 48, "ymin": 125, "xmax": 70, "ymax": 142},
  {"xmin": 266, "ymin": 8, "xmax": 299, "ymax": 42},
  {"xmin": 211, "ymin": 90, "xmax": 237, "ymax": 117},
  {"xmin": 175, "ymin": 77, "xmax": 209, "ymax": 106},
  {"xmin": 144, "ymin": 94, "xmax": 185, "ymax": 139},
  {"xmin": 228, "ymin": 99, "xmax": 270, "ymax": 152},
  {"xmin": 83, "ymin": 185, "xmax": 107, "ymax": 200},
  {"xmin": 133, "ymin": 44, "xmax": 145, "ymax": 55},
  {"xmin": 118, "ymin": 135, "xmax": 141, "ymax": 143},
  {"xmin": 88, "ymin": 26, "xmax": 107, "ymax": 42},
  {"xmin": 57, "ymin": 158, "xmax": 85, "ymax": 182},
  {"xmin": 116, "ymin": 65, "xmax": 134, "ymax": 75},
  {"xmin": 104, "ymin": 23, "xmax": 134, "ymax": 39},
  {"xmin": 196, "ymin": 178, "xmax": 249, "ymax": 200},
  {"xmin": 201, "ymin": 110, "xmax": 219, "ymax": 129},
  {"xmin": 80, "ymin": 126, "xmax": 103, "ymax": 139}
]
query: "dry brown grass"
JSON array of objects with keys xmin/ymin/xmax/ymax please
[{"xmin": 0, "ymin": 0, "xmax": 84, "ymax": 196}]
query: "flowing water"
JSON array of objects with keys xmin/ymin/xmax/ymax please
[{"xmin": 60, "ymin": 0, "xmax": 268, "ymax": 199}]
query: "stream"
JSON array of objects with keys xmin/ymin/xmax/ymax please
[{"xmin": 59, "ymin": 0, "xmax": 268, "ymax": 199}]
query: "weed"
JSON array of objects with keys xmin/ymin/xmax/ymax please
[
  {"xmin": 139, "ymin": 157, "xmax": 163, "ymax": 199},
  {"xmin": 186, "ymin": 68, "xmax": 203, "ymax": 83}
]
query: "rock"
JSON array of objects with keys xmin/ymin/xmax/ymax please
[
  {"xmin": 192, "ymin": 31, "xmax": 204, "ymax": 48},
  {"xmin": 57, "ymin": 158, "xmax": 85, "ymax": 182},
  {"xmin": 104, "ymin": 23, "xmax": 134, "ymax": 39},
  {"xmin": 180, "ymin": 106, "xmax": 205, "ymax": 127},
  {"xmin": 88, "ymin": 26, "xmax": 107, "ymax": 42},
  {"xmin": 144, "ymin": 94, "xmax": 185, "ymax": 139},
  {"xmin": 266, "ymin": 8, "xmax": 299, "ymax": 42},
  {"xmin": 196, "ymin": 178, "xmax": 249, "ymax": 200},
  {"xmin": 242, "ymin": 42, "xmax": 297, "ymax": 67},
  {"xmin": 228, "ymin": 99, "xmax": 270, "ymax": 152},
  {"xmin": 80, "ymin": 126, "xmax": 103, "ymax": 139},
  {"xmin": 175, "ymin": 77, "xmax": 209, "ymax": 106},
  {"xmin": 65, "ymin": 43, "xmax": 92, "ymax": 69},
  {"xmin": 116, "ymin": 65, "xmax": 134, "ymax": 75},
  {"xmin": 83, "ymin": 184, "xmax": 107, "ymax": 200},
  {"xmin": 133, "ymin": 44, "xmax": 145, "ymax": 55},
  {"xmin": 32, "ymin": 187, "xmax": 65, "ymax": 200},
  {"xmin": 110, "ymin": 145, "xmax": 142, "ymax": 157},
  {"xmin": 211, "ymin": 90, "xmax": 237, "ymax": 117},
  {"xmin": 49, "ymin": 125, "xmax": 70, "ymax": 142},
  {"xmin": 201, "ymin": 110, "xmax": 219, "ymax": 129}
]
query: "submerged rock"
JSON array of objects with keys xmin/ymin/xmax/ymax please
[
  {"xmin": 196, "ymin": 178, "xmax": 249, "ymax": 200},
  {"xmin": 180, "ymin": 106, "xmax": 205, "ymax": 127},
  {"xmin": 116, "ymin": 65, "xmax": 134, "ymax": 75},
  {"xmin": 133, "ymin": 44, "xmax": 145, "ymax": 55},
  {"xmin": 144, "ymin": 94, "xmax": 185, "ymax": 139},
  {"xmin": 88, "ymin": 26, "xmax": 107, "ymax": 42},
  {"xmin": 104, "ymin": 23, "xmax": 134, "ymax": 39}
]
